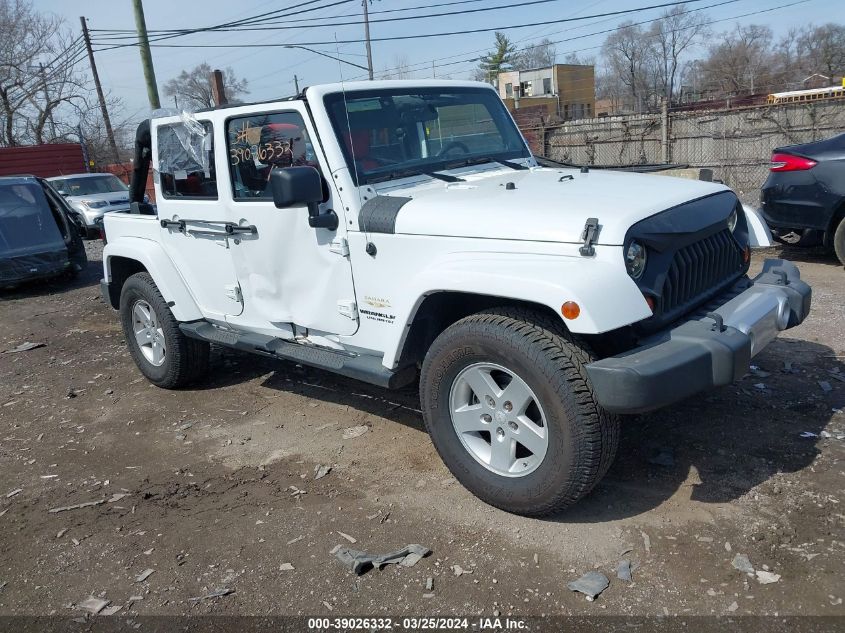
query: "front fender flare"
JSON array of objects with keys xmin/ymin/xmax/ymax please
[
  {"xmin": 102, "ymin": 237, "xmax": 203, "ymax": 322},
  {"xmin": 382, "ymin": 250, "xmax": 651, "ymax": 368}
]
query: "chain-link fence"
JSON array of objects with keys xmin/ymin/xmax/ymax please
[{"xmin": 530, "ymin": 100, "xmax": 845, "ymax": 205}]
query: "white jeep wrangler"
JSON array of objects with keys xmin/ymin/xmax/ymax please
[{"xmin": 102, "ymin": 80, "xmax": 811, "ymax": 516}]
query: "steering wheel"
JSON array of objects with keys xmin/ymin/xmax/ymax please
[{"xmin": 437, "ymin": 141, "xmax": 470, "ymax": 158}]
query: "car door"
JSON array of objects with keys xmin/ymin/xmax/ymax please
[
  {"xmin": 152, "ymin": 116, "xmax": 243, "ymax": 321},
  {"xmin": 222, "ymin": 105, "xmax": 358, "ymax": 336}
]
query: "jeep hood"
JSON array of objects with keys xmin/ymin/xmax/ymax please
[{"xmin": 369, "ymin": 167, "xmax": 730, "ymax": 245}]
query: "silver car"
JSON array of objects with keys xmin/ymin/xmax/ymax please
[{"xmin": 47, "ymin": 173, "xmax": 131, "ymax": 238}]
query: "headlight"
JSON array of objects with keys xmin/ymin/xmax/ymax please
[
  {"xmin": 727, "ymin": 208, "xmax": 738, "ymax": 233},
  {"xmin": 83, "ymin": 199, "xmax": 109, "ymax": 209},
  {"xmin": 625, "ymin": 241, "xmax": 647, "ymax": 280}
]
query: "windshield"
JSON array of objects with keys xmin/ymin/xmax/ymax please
[
  {"xmin": 51, "ymin": 175, "xmax": 128, "ymax": 196},
  {"xmin": 0, "ymin": 181, "xmax": 64, "ymax": 253},
  {"xmin": 324, "ymin": 86, "xmax": 530, "ymax": 185}
]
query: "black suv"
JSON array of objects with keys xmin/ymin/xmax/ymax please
[
  {"xmin": 760, "ymin": 132, "xmax": 845, "ymax": 265},
  {"xmin": 0, "ymin": 176, "xmax": 87, "ymax": 288}
]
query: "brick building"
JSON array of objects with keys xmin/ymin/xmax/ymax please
[{"xmin": 497, "ymin": 64, "xmax": 595, "ymax": 122}]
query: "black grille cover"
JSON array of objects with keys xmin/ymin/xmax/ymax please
[
  {"xmin": 625, "ymin": 191, "xmax": 749, "ymax": 331},
  {"xmin": 659, "ymin": 229, "xmax": 744, "ymax": 320}
]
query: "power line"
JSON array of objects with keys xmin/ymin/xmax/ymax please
[
  {"xmin": 92, "ymin": 0, "xmax": 496, "ymax": 33},
  {"xmin": 90, "ymin": 0, "xmax": 357, "ymax": 49},
  {"xmin": 91, "ymin": 0, "xmax": 730, "ymax": 50},
  {"xmin": 419, "ymin": 0, "xmax": 811, "ymax": 82},
  {"xmin": 355, "ymin": 0, "xmax": 766, "ymax": 78},
  {"xmin": 6, "ymin": 40, "xmax": 88, "ymax": 102},
  {"xmin": 91, "ymin": 0, "xmax": 642, "ymax": 39}
]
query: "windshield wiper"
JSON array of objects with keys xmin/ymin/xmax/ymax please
[
  {"xmin": 442, "ymin": 156, "xmax": 528, "ymax": 171},
  {"xmin": 497, "ymin": 158, "xmax": 529, "ymax": 170},
  {"xmin": 364, "ymin": 168, "xmax": 464, "ymax": 184},
  {"xmin": 426, "ymin": 171, "xmax": 464, "ymax": 182}
]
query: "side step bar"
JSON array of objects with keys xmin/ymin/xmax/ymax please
[{"xmin": 179, "ymin": 321, "xmax": 416, "ymax": 390}]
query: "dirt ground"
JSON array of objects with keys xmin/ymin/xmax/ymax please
[{"xmin": 0, "ymin": 240, "xmax": 843, "ymax": 622}]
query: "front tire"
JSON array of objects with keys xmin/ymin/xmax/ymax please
[
  {"xmin": 119, "ymin": 272, "xmax": 209, "ymax": 388},
  {"xmin": 419, "ymin": 308, "xmax": 619, "ymax": 516}
]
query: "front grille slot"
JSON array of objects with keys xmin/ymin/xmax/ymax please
[{"xmin": 659, "ymin": 230, "xmax": 743, "ymax": 319}]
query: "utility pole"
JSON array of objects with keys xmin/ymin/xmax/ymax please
[
  {"xmin": 362, "ymin": 0, "xmax": 373, "ymax": 80},
  {"xmin": 80, "ymin": 16, "xmax": 120, "ymax": 164},
  {"xmin": 294, "ymin": 74, "xmax": 300, "ymax": 93},
  {"xmin": 210, "ymin": 69, "xmax": 227, "ymax": 106},
  {"xmin": 132, "ymin": 0, "xmax": 160, "ymax": 109}
]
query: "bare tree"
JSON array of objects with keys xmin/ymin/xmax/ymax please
[
  {"xmin": 380, "ymin": 54, "xmax": 413, "ymax": 80},
  {"xmin": 162, "ymin": 63, "xmax": 249, "ymax": 111},
  {"xmin": 0, "ymin": 0, "xmax": 71, "ymax": 146},
  {"xmin": 797, "ymin": 23, "xmax": 845, "ymax": 80},
  {"xmin": 561, "ymin": 52, "xmax": 595, "ymax": 66},
  {"xmin": 602, "ymin": 21, "xmax": 651, "ymax": 112},
  {"xmin": 25, "ymin": 31, "xmax": 90, "ymax": 144},
  {"xmin": 770, "ymin": 28, "xmax": 803, "ymax": 90},
  {"xmin": 648, "ymin": 5, "xmax": 708, "ymax": 105},
  {"xmin": 514, "ymin": 39, "xmax": 556, "ymax": 70},
  {"xmin": 66, "ymin": 92, "xmax": 129, "ymax": 166},
  {"xmin": 698, "ymin": 24, "xmax": 774, "ymax": 96}
]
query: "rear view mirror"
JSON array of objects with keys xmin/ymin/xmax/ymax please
[{"xmin": 270, "ymin": 167, "xmax": 337, "ymax": 231}]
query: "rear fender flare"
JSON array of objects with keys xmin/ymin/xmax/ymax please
[{"xmin": 103, "ymin": 238, "xmax": 202, "ymax": 322}]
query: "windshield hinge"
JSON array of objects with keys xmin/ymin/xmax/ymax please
[
  {"xmin": 579, "ymin": 217, "xmax": 600, "ymax": 257},
  {"xmin": 337, "ymin": 299, "xmax": 358, "ymax": 320},
  {"xmin": 330, "ymin": 237, "xmax": 350, "ymax": 257},
  {"xmin": 224, "ymin": 284, "xmax": 243, "ymax": 304}
]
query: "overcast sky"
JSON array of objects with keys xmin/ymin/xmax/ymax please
[{"xmin": 38, "ymin": 0, "xmax": 834, "ymax": 125}]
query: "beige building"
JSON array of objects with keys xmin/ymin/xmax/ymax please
[{"xmin": 497, "ymin": 64, "xmax": 595, "ymax": 122}]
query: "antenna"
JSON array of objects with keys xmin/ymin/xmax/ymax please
[{"xmin": 334, "ymin": 33, "xmax": 372, "ymax": 251}]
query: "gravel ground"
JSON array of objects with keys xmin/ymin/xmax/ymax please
[{"xmin": 0, "ymin": 240, "xmax": 843, "ymax": 621}]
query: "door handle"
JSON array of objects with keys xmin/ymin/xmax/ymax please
[
  {"xmin": 224, "ymin": 223, "xmax": 257, "ymax": 236},
  {"xmin": 160, "ymin": 219, "xmax": 185, "ymax": 231},
  {"xmin": 160, "ymin": 219, "xmax": 256, "ymax": 237}
]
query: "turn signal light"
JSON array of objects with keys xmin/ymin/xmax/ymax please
[
  {"xmin": 561, "ymin": 301, "xmax": 580, "ymax": 320},
  {"xmin": 644, "ymin": 295, "xmax": 655, "ymax": 313},
  {"xmin": 743, "ymin": 245, "xmax": 750, "ymax": 263}
]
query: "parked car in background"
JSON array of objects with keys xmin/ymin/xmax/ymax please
[
  {"xmin": 760, "ymin": 132, "xmax": 845, "ymax": 265},
  {"xmin": 0, "ymin": 176, "xmax": 87, "ymax": 288},
  {"xmin": 47, "ymin": 173, "xmax": 131, "ymax": 238}
]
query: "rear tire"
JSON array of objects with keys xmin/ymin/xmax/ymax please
[
  {"xmin": 419, "ymin": 307, "xmax": 619, "ymax": 516},
  {"xmin": 119, "ymin": 272, "xmax": 209, "ymax": 388},
  {"xmin": 834, "ymin": 217, "xmax": 845, "ymax": 267}
]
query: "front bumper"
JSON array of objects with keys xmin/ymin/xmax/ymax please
[
  {"xmin": 0, "ymin": 249, "xmax": 71, "ymax": 286},
  {"xmin": 586, "ymin": 259, "xmax": 811, "ymax": 414}
]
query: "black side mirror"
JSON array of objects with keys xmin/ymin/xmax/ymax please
[{"xmin": 270, "ymin": 167, "xmax": 337, "ymax": 230}]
